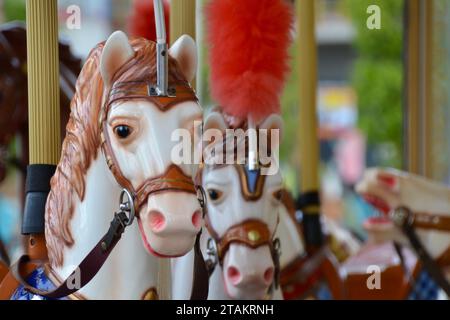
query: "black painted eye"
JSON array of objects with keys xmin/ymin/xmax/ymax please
[
  {"xmin": 207, "ymin": 189, "xmax": 223, "ymax": 201},
  {"xmin": 114, "ymin": 125, "xmax": 132, "ymax": 139},
  {"xmin": 273, "ymin": 189, "xmax": 283, "ymax": 201}
]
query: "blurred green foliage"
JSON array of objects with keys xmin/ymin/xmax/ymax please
[
  {"xmin": 344, "ymin": 0, "xmax": 404, "ymax": 167},
  {"xmin": 3, "ymin": 0, "xmax": 26, "ymax": 22}
]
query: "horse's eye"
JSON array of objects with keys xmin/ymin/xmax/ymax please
[
  {"xmin": 207, "ymin": 189, "xmax": 223, "ymax": 201},
  {"xmin": 114, "ymin": 125, "xmax": 132, "ymax": 139},
  {"xmin": 273, "ymin": 189, "xmax": 283, "ymax": 201}
]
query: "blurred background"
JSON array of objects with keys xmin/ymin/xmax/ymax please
[{"xmin": 0, "ymin": 0, "xmax": 446, "ymax": 265}]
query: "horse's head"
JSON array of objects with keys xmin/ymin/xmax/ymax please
[
  {"xmin": 99, "ymin": 31, "xmax": 202, "ymax": 257},
  {"xmin": 201, "ymin": 111, "xmax": 283, "ymax": 299},
  {"xmin": 356, "ymin": 168, "xmax": 450, "ymax": 258}
]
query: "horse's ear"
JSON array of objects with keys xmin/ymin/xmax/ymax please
[
  {"xmin": 204, "ymin": 111, "xmax": 228, "ymax": 133},
  {"xmin": 259, "ymin": 114, "xmax": 284, "ymax": 149},
  {"xmin": 100, "ymin": 31, "xmax": 134, "ymax": 87},
  {"xmin": 169, "ymin": 35, "xmax": 198, "ymax": 83}
]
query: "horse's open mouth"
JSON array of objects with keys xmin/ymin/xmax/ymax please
[
  {"xmin": 362, "ymin": 194, "xmax": 391, "ymax": 215},
  {"xmin": 361, "ymin": 194, "xmax": 396, "ymax": 228}
]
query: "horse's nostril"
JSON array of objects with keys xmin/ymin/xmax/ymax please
[
  {"xmin": 227, "ymin": 266, "xmax": 241, "ymax": 285},
  {"xmin": 263, "ymin": 267, "xmax": 274, "ymax": 284},
  {"xmin": 191, "ymin": 210, "xmax": 202, "ymax": 228},
  {"xmin": 148, "ymin": 210, "xmax": 166, "ymax": 232}
]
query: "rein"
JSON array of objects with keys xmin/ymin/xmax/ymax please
[
  {"xmin": 12, "ymin": 79, "xmax": 210, "ymax": 300},
  {"xmin": 391, "ymin": 206, "xmax": 450, "ymax": 296}
]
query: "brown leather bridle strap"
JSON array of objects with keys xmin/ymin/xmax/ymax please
[
  {"xmin": 99, "ymin": 80, "xmax": 199, "ymax": 211},
  {"xmin": 135, "ymin": 164, "xmax": 197, "ymax": 210},
  {"xmin": 205, "ymin": 216, "xmax": 277, "ymax": 263},
  {"xmin": 393, "ymin": 209, "xmax": 450, "ymax": 232},
  {"xmin": 216, "ymin": 219, "xmax": 272, "ymax": 262},
  {"xmin": 107, "ymin": 82, "xmax": 198, "ymax": 112}
]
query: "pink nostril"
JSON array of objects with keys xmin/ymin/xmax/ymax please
[
  {"xmin": 148, "ymin": 211, "xmax": 166, "ymax": 232},
  {"xmin": 263, "ymin": 267, "xmax": 274, "ymax": 284},
  {"xmin": 227, "ymin": 266, "xmax": 241, "ymax": 285},
  {"xmin": 191, "ymin": 210, "xmax": 202, "ymax": 228}
]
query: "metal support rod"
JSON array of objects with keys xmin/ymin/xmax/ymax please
[{"xmin": 297, "ymin": 0, "xmax": 323, "ymax": 250}]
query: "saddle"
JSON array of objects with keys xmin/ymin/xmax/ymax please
[{"xmin": 341, "ymin": 241, "xmax": 420, "ymax": 299}]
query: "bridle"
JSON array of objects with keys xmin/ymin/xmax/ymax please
[
  {"xmin": 99, "ymin": 79, "xmax": 200, "ymax": 213},
  {"xmin": 12, "ymin": 78, "xmax": 210, "ymax": 300},
  {"xmin": 200, "ymin": 164, "xmax": 282, "ymax": 295},
  {"xmin": 390, "ymin": 206, "xmax": 450, "ymax": 296},
  {"xmin": 204, "ymin": 217, "xmax": 281, "ymax": 292}
]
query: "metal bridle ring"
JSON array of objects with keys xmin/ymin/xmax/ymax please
[
  {"xmin": 119, "ymin": 188, "xmax": 135, "ymax": 226},
  {"xmin": 196, "ymin": 185, "xmax": 207, "ymax": 216}
]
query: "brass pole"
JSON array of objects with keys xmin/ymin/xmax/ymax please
[
  {"xmin": 170, "ymin": 0, "xmax": 196, "ymax": 89},
  {"xmin": 26, "ymin": 0, "xmax": 60, "ymax": 165},
  {"xmin": 298, "ymin": 0, "xmax": 319, "ymax": 194},
  {"xmin": 405, "ymin": 0, "xmax": 421, "ymax": 174},
  {"xmin": 22, "ymin": 0, "xmax": 60, "ymax": 261},
  {"xmin": 297, "ymin": 0, "xmax": 322, "ymax": 251}
]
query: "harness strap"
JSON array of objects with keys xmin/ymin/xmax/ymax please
[
  {"xmin": 189, "ymin": 230, "xmax": 210, "ymax": 300},
  {"xmin": 396, "ymin": 209, "xmax": 450, "ymax": 232},
  {"xmin": 11, "ymin": 209, "xmax": 130, "ymax": 299},
  {"xmin": 393, "ymin": 207, "xmax": 450, "ymax": 296}
]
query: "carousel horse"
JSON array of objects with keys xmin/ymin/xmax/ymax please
[
  {"xmin": 355, "ymin": 167, "xmax": 450, "ymax": 298},
  {"xmin": 172, "ymin": 111, "xmax": 288, "ymax": 300},
  {"xmin": 0, "ymin": 21, "xmax": 81, "ymax": 184},
  {"xmin": 1, "ymin": 27, "xmax": 205, "ymax": 299},
  {"xmin": 171, "ymin": 0, "xmax": 296, "ymax": 300}
]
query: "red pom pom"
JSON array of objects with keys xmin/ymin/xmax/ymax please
[
  {"xmin": 128, "ymin": 0, "xmax": 170, "ymax": 43},
  {"xmin": 205, "ymin": 0, "xmax": 293, "ymax": 121}
]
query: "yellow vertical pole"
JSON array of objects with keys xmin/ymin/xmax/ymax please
[
  {"xmin": 297, "ymin": 0, "xmax": 323, "ymax": 251},
  {"xmin": 170, "ymin": 0, "xmax": 196, "ymax": 89},
  {"xmin": 23, "ymin": 0, "xmax": 60, "ymax": 261},
  {"xmin": 298, "ymin": 0, "xmax": 319, "ymax": 194},
  {"xmin": 26, "ymin": 0, "xmax": 60, "ymax": 164},
  {"xmin": 405, "ymin": 0, "xmax": 420, "ymax": 174}
]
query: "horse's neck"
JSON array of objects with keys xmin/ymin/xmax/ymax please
[
  {"xmin": 276, "ymin": 206, "xmax": 305, "ymax": 268},
  {"xmin": 53, "ymin": 155, "xmax": 160, "ymax": 299}
]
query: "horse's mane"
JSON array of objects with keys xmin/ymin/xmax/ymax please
[{"xmin": 45, "ymin": 37, "xmax": 188, "ymax": 266}]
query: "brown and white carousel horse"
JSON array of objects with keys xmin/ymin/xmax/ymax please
[
  {"xmin": 356, "ymin": 167, "xmax": 450, "ymax": 299},
  {"xmin": 1, "ymin": 3, "xmax": 206, "ymax": 299}
]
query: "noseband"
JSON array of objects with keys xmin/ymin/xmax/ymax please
[
  {"xmin": 99, "ymin": 80, "xmax": 199, "ymax": 212},
  {"xmin": 200, "ymin": 164, "xmax": 281, "ymax": 291}
]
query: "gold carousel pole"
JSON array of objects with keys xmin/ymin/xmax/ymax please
[
  {"xmin": 297, "ymin": 0, "xmax": 323, "ymax": 252},
  {"xmin": 170, "ymin": 0, "xmax": 196, "ymax": 89},
  {"xmin": 23, "ymin": 0, "xmax": 60, "ymax": 261}
]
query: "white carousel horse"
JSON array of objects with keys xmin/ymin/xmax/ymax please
[
  {"xmin": 356, "ymin": 167, "xmax": 450, "ymax": 298},
  {"xmin": 7, "ymin": 31, "xmax": 203, "ymax": 300},
  {"xmin": 172, "ymin": 111, "xmax": 291, "ymax": 300}
]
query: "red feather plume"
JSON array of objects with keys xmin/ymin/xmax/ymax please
[
  {"xmin": 205, "ymin": 0, "xmax": 293, "ymax": 121},
  {"xmin": 128, "ymin": 0, "xmax": 170, "ymax": 43}
]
